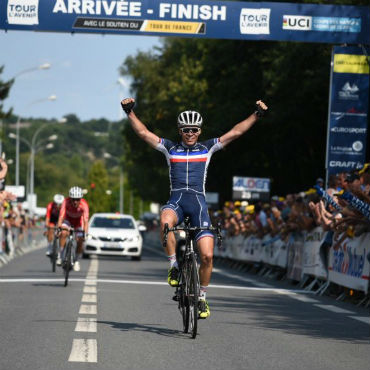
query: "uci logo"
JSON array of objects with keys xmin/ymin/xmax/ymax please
[{"xmin": 283, "ymin": 15, "xmax": 312, "ymax": 31}]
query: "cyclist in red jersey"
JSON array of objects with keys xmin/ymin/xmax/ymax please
[
  {"xmin": 45, "ymin": 194, "xmax": 64, "ymax": 257},
  {"xmin": 57, "ymin": 186, "xmax": 89, "ymax": 272}
]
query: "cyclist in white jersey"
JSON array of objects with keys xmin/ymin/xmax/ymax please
[{"xmin": 121, "ymin": 97, "xmax": 268, "ymax": 318}]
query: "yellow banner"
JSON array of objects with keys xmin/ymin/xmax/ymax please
[
  {"xmin": 334, "ymin": 54, "xmax": 369, "ymax": 74},
  {"xmin": 141, "ymin": 20, "xmax": 205, "ymax": 34}
]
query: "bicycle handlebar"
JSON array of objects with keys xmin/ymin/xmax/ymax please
[{"xmin": 163, "ymin": 222, "xmax": 223, "ymax": 249}]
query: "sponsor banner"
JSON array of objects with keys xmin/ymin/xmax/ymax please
[
  {"xmin": 334, "ymin": 54, "xmax": 370, "ymax": 74},
  {"xmin": 327, "ymin": 46, "xmax": 369, "ymax": 175},
  {"xmin": 273, "ymin": 237, "xmax": 288, "ymax": 269},
  {"xmin": 233, "ymin": 176, "xmax": 270, "ymax": 202},
  {"xmin": 0, "ymin": 1, "xmax": 369, "ymax": 44},
  {"xmin": 328, "ymin": 232, "xmax": 370, "ymax": 293},
  {"xmin": 282, "ymin": 15, "xmax": 362, "ymax": 33},
  {"xmin": 287, "ymin": 233, "xmax": 305, "ymax": 281},
  {"xmin": 303, "ymin": 227, "xmax": 328, "ymax": 279},
  {"xmin": 242, "ymin": 235, "xmax": 261, "ymax": 263},
  {"xmin": 260, "ymin": 234, "xmax": 273, "ymax": 264}
]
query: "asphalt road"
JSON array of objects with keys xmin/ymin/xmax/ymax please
[{"xmin": 0, "ymin": 238, "xmax": 369, "ymax": 370}]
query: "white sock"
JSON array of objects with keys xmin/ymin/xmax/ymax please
[
  {"xmin": 168, "ymin": 254, "xmax": 178, "ymax": 269},
  {"xmin": 200, "ymin": 286, "xmax": 207, "ymax": 300}
]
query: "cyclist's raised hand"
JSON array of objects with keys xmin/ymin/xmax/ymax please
[
  {"xmin": 121, "ymin": 98, "xmax": 135, "ymax": 114},
  {"xmin": 121, "ymin": 97, "xmax": 160, "ymax": 149},
  {"xmin": 255, "ymin": 100, "xmax": 268, "ymax": 118},
  {"xmin": 219, "ymin": 99, "xmax": 268, "ymax": 147}
]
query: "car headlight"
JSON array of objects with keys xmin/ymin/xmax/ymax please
[
  {"xmin": 87, "ymin": 235, "xmax": 98, "ymax": 241},
  {"xmin": 127, "ymin": 238, "xmax": 134, "ymax": 242}
]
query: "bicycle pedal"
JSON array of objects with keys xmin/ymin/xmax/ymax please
[{"xmin": 172, "ymin": 294, "xmax": 179, "ymax": 302}]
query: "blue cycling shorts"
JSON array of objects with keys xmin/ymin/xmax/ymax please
[{"xmin": 161, "ymin": 191, "xmax": 214, "ymax": 241}]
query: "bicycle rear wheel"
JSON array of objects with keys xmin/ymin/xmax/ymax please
[
  {"xmin": 51, "ymin": 237, "xmax": 58, "ymax": 273},
  {"xmin": 188, "ymin": 249, "xmax": 199, "ymax": 339},
  {"xmin": 63, "ymin": 241, "xmax": 72, "ymax": 287}
]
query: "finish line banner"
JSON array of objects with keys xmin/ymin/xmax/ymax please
[
  {"xmin": 1, "ymin": 1, "xmax": 369, "ymax": 44},
  {"xmin": 326, "ymin": 46, "xmax": 370, "ymax": 175}
]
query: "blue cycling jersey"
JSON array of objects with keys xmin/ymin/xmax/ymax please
[{"xmin": 156, "ymin": 138, "xmax": 223, "ymax": 195}]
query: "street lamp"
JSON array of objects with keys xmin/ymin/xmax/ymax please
[
  {"xmin": 9, "ymin": 130, "xmax": 58, "ymax": 214},
  {"xmin": 104, "ymin": 152, "xmax": 124, "ymax": 214},
  {"xmin": 15, "ymin": 94, "xmax": 57, "ymax": 186},
  {"xmin": 12, "ymin": 63, "xmax": 51, "ymax": 79}
]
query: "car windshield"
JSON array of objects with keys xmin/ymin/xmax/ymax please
[{"xmin": 91, "ymin": 217, "xmax": 135, "ymax": 229}]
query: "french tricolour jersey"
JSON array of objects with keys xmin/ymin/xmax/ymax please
[{"xmin": 156, "ymin": 138, "xmax": 223, "ymax": 195}]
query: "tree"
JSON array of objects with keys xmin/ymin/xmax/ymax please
[
  {"xmin": 85, "ymin": 161, "xmax": 110, "ymax": 214},
  {"xmin": 0, "ymin": 65, "xmax": 13, "ymax": 119}
]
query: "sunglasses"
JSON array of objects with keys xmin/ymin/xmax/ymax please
[
  {"xmin": 72, "ymin": 198, "xmax": 81, "ymax": 202},
  {"xmin": 181, "ymin": 127, "xmax": 200, "ymax": 134}
]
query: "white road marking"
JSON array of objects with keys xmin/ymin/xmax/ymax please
[
  {"xmin": 314, "ymin": 304, "xmax": 354, "ymax": 314},
  {"xmin": 0, "ymin": 278, "xmax": 312, "ymax": 294},
  {"xmin": 85, "ymin": 279, "xmax": 97, "ymax": 286},
  {"xmin": 213, "ymin": 267, "xmax": 272, "ymax": 288},
  {"xmin": 75, "ymin": 317, "xmax": 97, "ymax": 332},
  {"xmin": 68, "ymin": 339, "xmax": 97, "ymax": 362},
  {"xmin": 79, "ymin": 304, "xmax": 97, "ymax": 315},
  {"xmin": 349, "ymin": 316, "xmax": 370, "ymax": 325},
  {"xmin": 82, "ymin": 294, "xmax": 97, "ymax": 303},
  {"xmin": 83, "ymin": 286, "xmax": 97, "ymax": 294},
  {"xmin": 275, "ymin": 290, "xmax": 319, "ymax": 303}
]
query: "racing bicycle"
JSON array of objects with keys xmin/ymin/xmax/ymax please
[
  {"xmin": 61, "ymin": 227, "xmax": 77, "ymax": 287},
  {"xmin": 163, "ymin": 217, "xmax": 222, "ymax": 339}
]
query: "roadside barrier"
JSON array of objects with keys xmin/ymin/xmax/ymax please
[
  {"xmin": 0, "ymin": 226, "xmax": 45, "ymax": 268},
  {"xmin": 214, "ymin": 227, "xmax": 370, "ymax": 302}
]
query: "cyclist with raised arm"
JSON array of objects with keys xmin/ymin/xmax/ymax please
[
  {"xmin": 121, "ymin": 98, "xmax": 268, "ymax": 318},
  {"xmin": 57, "ymin": 187, "xmax": 89, "ymax": 272},
  {"xmin": 45, "ymin": 194, "xmax": 64, "ymax": 257}
]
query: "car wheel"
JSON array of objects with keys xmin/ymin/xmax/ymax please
[
  {"xmin": 131, "ymin": 256, "xmax": 141, "ymax": 261},
  {"xmin": 82, "ymin": 253, "xmax": 90, "ymax": 259}
]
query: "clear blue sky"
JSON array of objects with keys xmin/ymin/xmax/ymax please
[{"xmin": 0, "ymin": 30, "xmax": 160, "ymax": 121}]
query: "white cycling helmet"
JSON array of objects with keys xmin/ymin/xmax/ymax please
[
  {"xmin": 53, "ymin": 194, "xmax": 64, "ymax": 205},
  {"xmin": 69, "ymin": 186, "xmax": 83, "ymax": 199},
  {"xmin": 177, "ymin": 110, "xmax": 203, "ymax": 128}
]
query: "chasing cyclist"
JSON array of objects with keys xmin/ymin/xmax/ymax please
[
  {"xmin": 57, "ymin": 187, "xmax": 89, "ymax": 272},
  {"xmin": 45, "ymin": 194, "xmax": 64, "ymax": 257},
  {"xmin": 121, "ymin": 97, "xmax": 268, "ymax": 318}
]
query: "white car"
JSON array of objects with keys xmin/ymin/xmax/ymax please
[{"xmin": 84, "ymin": 213, "xmax": 143, "ymax": 260}]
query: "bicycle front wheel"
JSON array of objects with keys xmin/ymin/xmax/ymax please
[
  {"xmin": 179, "ymin": 264, "xmax": 189, "ymax": 333},
  {"xmin": 188, "ymin": 250, "xmax": 199, "ymax": 339},
  {"xmin": 63, "ymin": 241, "xmax": 72, "ymax": 287}
]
